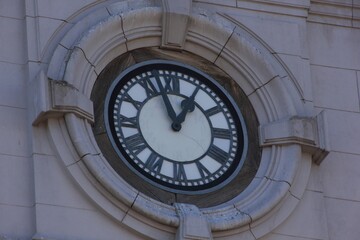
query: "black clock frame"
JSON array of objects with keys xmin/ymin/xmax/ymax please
[{"xmin": 104, "ymin": 60, "xmax": 248, "ymax": 194}]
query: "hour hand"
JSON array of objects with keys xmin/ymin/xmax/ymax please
[
  {"xmin": 152, "ymin": 70, "xmax": 177, "ymax": 122},
  {"xmin": 173, "ymin": 86, "xmax": 200, "ymax": 126}
]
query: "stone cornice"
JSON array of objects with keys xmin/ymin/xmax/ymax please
[
  {"xmin": 309, "ymin": 0, "xmax": 360, "ymax": 28},
  {"xmin": 198, "ymin": 0, "xmax": 360, "ymax": 27},
  {"xmin": 235, "ymin": 0, "xmax": 310, "ymax": 17},
  {"xmin": 259, "ymin": 112, "xmax": 330, "ymax": 165},
  {"xmin": 30, "ymin": 70, "xmax": 94, "ymax": 126}
]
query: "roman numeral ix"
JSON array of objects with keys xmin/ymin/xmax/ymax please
[{"xmin": 125, "ymin": 133, "xmax": 146, "ymax": 155}]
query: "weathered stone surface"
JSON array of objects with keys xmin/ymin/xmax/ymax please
[
  {"xmin": 161, "ymin": 0, "xmax": 192, "ymax": 50},
  {"xmin": 175, "ymin": 203, "xmax": 212, "ymax": 240},
  {"xmin": 1, "ymin": 0, "xmax": 360, "ymax": 239},
  {"xmin": 312, "ymin": 65, "xmax": 359, "ymax": 112},
  {"xmin": 30, "ymin": 71, "xmax": 94, "ymax": 125}
]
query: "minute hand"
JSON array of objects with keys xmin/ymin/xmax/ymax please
[
  {"xmin": 173, "ymin": 86, "xmax": 200, "ymax": 125},
  {"xmin": 152, "ymin": 70, "xmax": 177, "ymax": 122}
]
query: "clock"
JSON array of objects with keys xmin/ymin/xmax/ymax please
[{"xmin": 105, "ymin": 60, "xmax": 247, "ymax": 194}]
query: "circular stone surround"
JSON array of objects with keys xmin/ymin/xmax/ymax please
[{"xmin": 44, "ymin": 2, "xmax": 313, "ymax": 239}]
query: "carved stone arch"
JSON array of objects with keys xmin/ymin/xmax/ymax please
[{"xmin": 31, "ymin": 1, "xmax": 329, "ymax": 239}]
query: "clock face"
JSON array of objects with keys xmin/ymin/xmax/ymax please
[{"xmin": 105, "ymin": 60, "xmax": 247, "ymax": 194}]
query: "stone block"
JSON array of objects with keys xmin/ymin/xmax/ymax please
[
  {"xmin": 213, "ymin": 231, "xmax": 255, "ymax": 240},
  {"xmin": 161, "ymin": 0, "xmax": 192, "ymax": 50},
  {"xmin": 311, "ymin": 65, "xmax": 359, "ymax": 112},
  {"xmin": 193, "ymin": 0, "xmax": 236, "ymax": 7},
  {"xmin": 250, "ymin": 192, "xmax": 300, "ymax": 239},
  {"xmin": 121, "ymin": 7, "xmax": 162, "ymax": 51},
  {"xmin": 25, "ymin": 15, "xmax": 40, "ymax": 62},
  {"xmin": 0, "ymin": 62, "xmax": 27, "ymax": 109},
  {"xmin": 226, "ymin": 13, "xmax": 308, "ymax": 57},
  {"xmin": 308, "ymin": 23, "xmax": 360, "ymax": 70},
  {"xmin": 59, "ymin": 7, "xmax": 109, "ymax": 49},
  {"xmin": 185, "ymin": 11, "xmax": 235, "ymax": 63},
  {"xmin": 260, "ymin": 113, "xmax": 330, "ymax": 165},
  {"xmin": 27, "ymin": 57, "xmax": 48, "ymax": 83},
  {"xmin": 0, "ymin": 106, "xmax": 28, "ymax": 157},
  {"xmin": 354, "ymin": 6, "xmax": 360, "ymax": 28},
  {"xmin": 66, "ymin": 157, "xmax": 131, "ymax": 223},
  {"xmin": 0, "ymin": 155, "xmax": 33, "ymax": 206},
  {"xmin": 37, "ymin": 17, "xmax": 65, "ymax": 58},
  {"xmin": 121, "ymin": 7, "xmax": 162, "ymax": 34},
  {"xmin": 0, "ymin": 17, "xmax": 26, "ymax": 64},
  {"xmin": 63, "ymin": 45, "xmax": 96, "ymax": 91},
  {"xmin": 260, "ymin": 117, "xmax": 317, "ymax": 147},
  {"xmin": 30, "ymin": 70, "xmax": 94, "ymax": 125},
  {"xmin": 32, "ymin": 123, "xmax": 54, "ymax": 156},
  {"xmin": 0, "ymin": 204, "xmax": 35, "ymax": 239},
  {"xmin": 259, "ymin": 233, "xmax": 315, "ymax": 240},
  {"xmin": 358, "ymin": 71, "xmax": 360, "ymax": 105},
  {"xmin": 306, "ymin": 163, "xmax": 323, "ymax": 193},
  {"xmin": 47, "ymin": 43, "xmax": 69, "ymax": 81},
  {"xmin": 325, "ymin": 198, "xmax": 360, "ymax": 240},
  {"xmin": 122, "ymin": 208, "xmax": 176, "ymax": 240},
  {"xmin": 276, "ymin": 54, "xmax": 313, "ymax": 103},
  {"xmin": 273, "ymin": 190, "xmax": 329, "ymax": 240},
  {"xmin": 321, "ymin": 152, "xmax": 360, "ymax": 201},
  {"xmin": 322, "ymin": 0, "xmax": 353, "ymax": 4},
  {"xmin": 35, "ymin": 0, "xmax": 96, "ymax": 20},
  {"xmin": 222, "ymin": 28, "xmax": 280, "ymax": 85},
  {"xmin": 33, "ymin": 154, "xmax": 95, "ymax": 210},
  {"xmin": 235, "ymin": 0, "xmax": 309, "ymax": 17},
  {"xmin": 324, "ymin": 110, "xmax": 360, "ymax": 155},
  {"xmin": 47, "ymin": 118, "xmax": 79, "ymax": 167},
  {"xmin": 175, "ymin": 203, "xmax": 212, "ymax": 240},
  {"xmin": 0, "ymin": 0, "xmax": 24, "ymax": 19},
  {"xmin": 76, "ymin": 15, "xmax": 123, "ymax": 63},
  {"xmin": 34, "ymin": 204, "xmax": 141, "ymax": 240}
]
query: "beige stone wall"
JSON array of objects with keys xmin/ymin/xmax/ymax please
[
  {"xmin": 0, "ymin": 0, "xmax": 34, "ymax": 238},
  {"xmin": 0, "ymin": 0, "xmax": 359, "ymax": 239}
]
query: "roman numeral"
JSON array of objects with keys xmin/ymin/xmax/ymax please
[
  {"xmin": 208, "ymin": 145, "xmax": 228, "ymax": 164},
  {"xmin": 125, "ymin": 133, "xmax": 146, "ymax": 155},
  {"xmin": 196, "ymin": 161, "xmax": 211, "ymax": 178},
  {"xmin": 213, "ymin": 128, "xmax": 231, "ymax": 139},
  {"xmin": 119, "ymin": 115, "xmax": 137, "ymax": 128},
  {"xmin": 145, "ymin": 153, "xmax": 163, "ymax": 174},
  {"xmin": 122, "ymin": 93, "xmax": 142, "ymax": 110},
  {"xmin": 138, "ymin": 78, "xmax": 158, "ymax": 97},
  {"xmin": 204, "ymin": 106, "xmax": 222, "ymax": 116},
  {"xmin": 173, "ymin": 163, "xmax": 187, "ymax": 181},
  {"xmin": 164, "ymin": 75, "xmax": 180, "ymax": 94}
]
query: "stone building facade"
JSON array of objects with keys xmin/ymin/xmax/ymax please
[{"xmin": 0, "ymin": 0, "xmax": 360, "ymax": 239}]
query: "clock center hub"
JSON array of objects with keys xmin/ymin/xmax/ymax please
[{"xmin": 139, "ymin": 95, "xmax": 211, "ymax": 162}]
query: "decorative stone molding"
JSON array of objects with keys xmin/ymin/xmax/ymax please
[
  {"xmin": 36, "ymin": 0, "xmax": 329, "ymax": 239},
  {"xmin": 30, "ymin": 71, "xmax": 93, "ymax": 126},
  {"xmin": 161, "ymin": 0, "xmax": 192, "ymax": 50},
  {"xmin": 259, "ymin": 111, "xmax": 330, "ymax": 164},
  {"xmin": 236, "ymin": 0, "xmax": 310, "ymax": 18},
  {"xmin": 175, "ymin": 203, "xmax": 212, "ymax": 240},
  {"xmin": 309, "ymin": 0, "xmax": 360, "ymax": 28}
]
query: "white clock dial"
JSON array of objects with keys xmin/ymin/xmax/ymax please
[
  {"xmin": 105, "ymin": 60, "xmax": 246, "ymax": 194},
  {"xmin": 139, "ymin": 95, "xmax": 212, "ymax": 162}
]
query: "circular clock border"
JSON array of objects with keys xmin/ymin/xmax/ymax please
[
  {"xmin": 104, "ymin": 59, "xmax": 248, "ymax": 195},
  {"xmin": 91, "ymin": 49, "xmax": 261, "ymax": 208}
]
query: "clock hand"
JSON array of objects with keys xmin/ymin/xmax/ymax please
[
  {"xmin": 151, "ymin": 70, "xmax": 177, "ymax": 123},
  {"xmin": 172, "ymin": 86, "xmax": 200, "ymax": 128}
]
